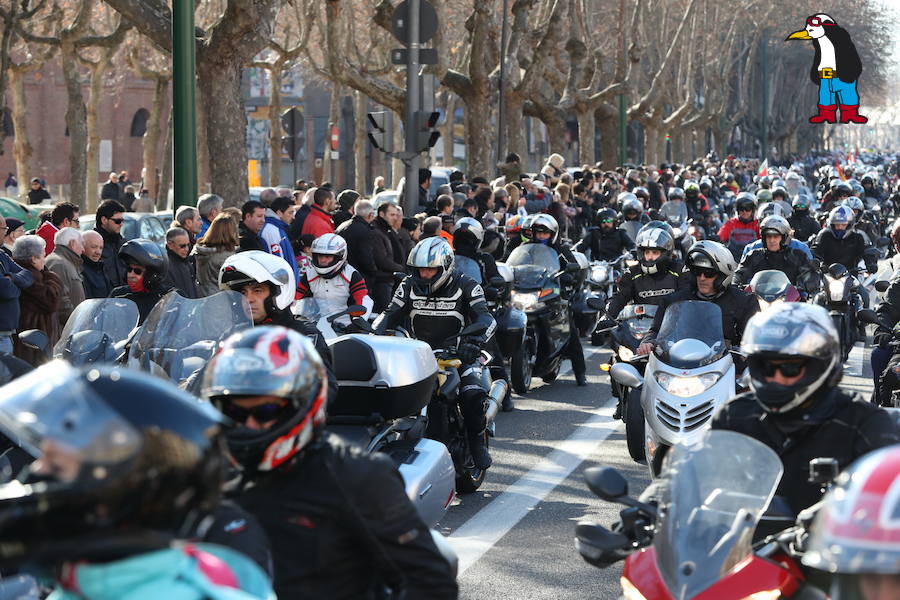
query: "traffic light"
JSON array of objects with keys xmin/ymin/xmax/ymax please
[
  {"xmin": 414, "ymin": 110, "xmax": 440, "ymax": 152},
  {"xmin": 367, "ymin": 111, "xmax": 394, "ymax": 153},
  {"xmin": 281, "ymin": 136, "xmax": 303, "ymax": 161}
]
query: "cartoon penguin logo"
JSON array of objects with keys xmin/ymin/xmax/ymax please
[{"xmin": 786, "ymin": 14, "xmax": 867, "ymax": 124}]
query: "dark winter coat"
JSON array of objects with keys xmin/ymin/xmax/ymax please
[
  {"xmin": 163, "ymin": 248, "xmax": 199, "ymax": 299},
  {"xmin": 13, "ymin": 263, "xmax": 62, "ymax": 365},
  {"xmin": 371, "ymin": 216, "xmax": 405, "ymax": 283},
  {"xmin": 81, "ymin": 256, "xmax": 113, "ymax": 299},
  {"xmin": 95, "ymin": 225, "xmax": 126, "ymax": 287},
  {"xmin": 336, "ymin": 216, "xmax": 378, "ymax": 288}
]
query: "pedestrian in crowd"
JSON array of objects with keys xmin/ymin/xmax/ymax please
[
  {"xmin": 4, "ymin": 172, "xmax": 17, "ymax": 197},
  {"xmin": 223, "ymin": 206, "xmax": 242, "ymax": 227},
  {"xmin": 80, "ymin": 229, "xmax": 111, "ymax": 299},
  {"xmin": 289, "ymin": 186, "xmax": 315, "ymax": 242},
  {"xmin": 261, "ymin": 195, "xmax": 299, "ymax": 281},
  {"xmin": 94, "ymin": 200, "xmax": 127, "ymax": 286},
  {"xmin": 36, "ymin": 201, "xmax": 80, "ymax": 256},
  {"xmin": 117, "ymin": 170, "xmax": 133, "ymax": 196},
  {"xmin": 100, "ymin": 172, "xmax": 121, "ymax": 201},
  {"xmin": 295, "ymin": 179, "xmax": 309, "ymax": 192},
  {"xmin": 173, "ymin": 205, "xmax": 202, "ymax": 248},
  {"xmin": 498, "ymin": 152, "xmax": 523, "ymax": 185},
  {"xmin": 162, "ymin": 227, "xmax": 199, "ymax": 299},
  {"xmin": 435, "ymin": 194, "xmax": 454, "ymax": 218},
  {"xmin": 336, "ymin": 198, "xmax": 377, "ymax": 293},
  {"xmin": 371, "ymin": 202, "xmax": 406, "ymax": 312},
  {"xmin": 417, "ymin": 168, "xmax": 432, "ymax": 209},
  {"xmin": 333, "ymin": 189, "xmax": 359, "ymax": 229},
  {"xmin": 120, "ymin": 185, "xmax": 138, "ymax": 212},
  {"xmin": 420, "ymin": 216, "xmax": 442, "ymax": 240},
  {"xmin": 110, "ymin": 239, "xmax": 171, "ymax": 324},
  {"xmin": 397, "ymin": 214, "xmax": 417, "ymax": 258},
  {"xmin": 197, "ymin": 193, "xmax": 224, "ymax": 238},
  {"xmin": 238, "ymin": 200, "xmax": 267, "ymax": 252},
  {"xmin": 131, "ymin": 188, "xmax": 154, "ymax": 212},
  {"xmin": 27, "ymin": 177, "xmax": 51, "ymax": 205},
  {"xmin": 2, "ymin": 217, "xmax": 24, "ymax": 256},
  {"xmin": 0, "ymin": 232, "xmax": 32, "ymax": 355},
  {"xmin": 12, "ymin": 235, "xmax": 61, "ymax": 364},
  {"xmin": 373, "ymin": 175, "xmax": 386, "ymax": 196},
  {"xmin": 192, "ymin": 212, "xmax": 238, "ymax": 297},
  {"xmin": 45, "ymin": 227, "xmax": 85, "ymax": 327},
  {"xmin": 301, "ymin": 187, "xmax": 335, "ymax": 238}
]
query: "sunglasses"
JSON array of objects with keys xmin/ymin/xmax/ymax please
[
  {"xmin": 109, "ymin": 218, "xmax": 125, "ymax": 224},
  {"xmin": 690, "ymin": 267, "xmax": 718, "ymax": 279},
  {"xmin": 806, "ymin": 16, "xmax": 831, "ymax": 27},
  {"xmin": 753, "ymin": 358, "xmax": 807, "ymax": 378},
  {"xmin": 221, "ymin": 401, "xmax": 291, "ymax": 424},
  {"xmin": 127, "ymin": 266, "xmax": 144, "ymax": 275},
  {"xmin": 599, "ymin": 218, "xmax": 615, "ymax": 224}
]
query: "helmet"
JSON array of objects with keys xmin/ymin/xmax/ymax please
[
  {"xmin": 686, "ymin": 240, "xmax": 737, "ymax": 292},
  {"xmin": 219, "ymin": 251, "xmax": 295, "ymax": 311},
  {"xmin": 0, "ymin": 362, "xmax": 227, "ymax": 568},
  {"xmin": 803, "ymin": 446, "xmax": 900, "ymax": 595},
  {"xmin": 635, "ymin": 228, "xmax": 674, "ymax": 275},
  {"xmin": 755, "ymin": 188, "xmax": 773, "ymax": 203},
  {"xmin": 771, "ymin": 186, "xmax": 788, "ymax": 201},
  {"xmin": 633, "ymin": 186, "xmax": 649, "ymax": 200},
  {"xmin": 759, "ymin": 215, "xmax": 792, "ymax": 248},
  {"xmin": 310, "ymin": 233, "xmax": 348, "ymax": 278},
  {"xmin": 668, "ymin": 187, "xmax": 685, "ymax": 200},
  {"xmin": 625, "ymin": 168, "xmax": 641, "ymax": 182},
  {"xmin": 407, "ymin": 237, "xmax": 455, "ymax": 294},
  {"xmin": 843, "ymin": 196, "xmax": 865, "ymax": 214},
  {"xmin": 741, "ymin": 303, "xmax": 840, "ymax": 414},
  {"xmin": 520, "ymin": 213, "xmax": 537, "ymax": 240},
  {"xmin": 735, "ymin": 192, "xmax": 757, "ymax": 214},
  {"xmin": 792, "ymin": 194, "xmax": 810, "ymax": 211},
  {"xmin": 203, "ymin": 326, "xmax": 326, "ymax": 472},
  {"xmin": 771, "ymin": 178, "xmax": 786, "ymax": 189},
  {"xmin": 850, "ymin": 182, "xmax": 865, "ymax": 197},
  {"xmin": 828, "ymin": 205, "xmax": 854, "ymax": 235},
  {"xmin": 119, "ymin": 238, "xmax": 167, "ymax": 290},
  {"xmin": 639, "ymin": 220, "xmax": 675, "ymax": 239},
  {"xmin": 861, "ymin": 174, "xmax": 875, "ymax": 186},
  {"xmin": 505, "ymin": 214, "xmax": 524, "ymax": 236},
  {"xmin": 756, "ymin": 202, "xmax": 785, "ymax": 221},
  {"xmin": 621, "ymin": 196, "xmax": 644, "ymax": 219},
  {"xmin": 531, "ymin": 214, "xmax": 559, "ymax": 244},
  {"xmin": 684, "ymin": 180, "xmax": 701, "ymax": 196},
  {"xmin": 454, "ymin": 216, "xmax": 485, "ymax": 247},
  {"xmin": 699, "ymin": 177, "xmax": 712, "ymax": 191},
  {"xmin": 829, "ymin": 178, "xmax": 842, "ymax": 191},
  {"xmin": 595, "ymin": 207, "xmax": 618, "ymax": 227},
  {"xmin": 617, "ymin": 191, "xmax": 638, "ymax": 207},
  {"xmin": 833, "ymin": 181, "xmax": 852, "ymax": 197}
]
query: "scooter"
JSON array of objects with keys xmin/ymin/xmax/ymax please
[
  {"xmin": 53, "ymin": 298, "xmax": 140, "ymax": 365},
  {"xmin": 813, "ymin": 263, "xmax": 863, "ymax": 362},
  {"xmin": 609, "ymin": 301, "xmax": 735, "ymax": 476},
  {"xmin": 586, "ymin": 253, "xmax": 632, "ymax": 345},
  {"xmin": 745, "ymin": 269, "xmax": 802, "ymax": 311},
  {"xmin": 574, "ymin": 429, "xmax": 826, "ymax": 600}
]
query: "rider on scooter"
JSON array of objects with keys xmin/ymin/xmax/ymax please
[
  {"xmin": 813, "ymin": 205, "xmax": 878, "ymax": 274},
  {"xmin": 710, "ymin": 303, "xmax": 899, "ymax": 516},
  {"xmin": 203, "ymin": 327, "xmax": 457, "ymax": 600},
  {"xmin": 110, "ymin": 238, "xmax": 171, "ymax": 324},
  {"xmin": 375, "ymin": 237, "xmax": 497, "ymax": 468},
  {"xmin": 734, "ymin": 215, "xmax": 815, "ymax": 289}
]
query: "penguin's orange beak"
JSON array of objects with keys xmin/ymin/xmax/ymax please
[{"xmin": 786, "ymin": 29, "xmax": 812, "ymax": 40}]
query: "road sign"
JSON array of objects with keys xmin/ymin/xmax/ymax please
[
  {"xmin": 281, "ymin": 108, "xmax": 304, "ymax": 136},
  {"xmin": 330, "ymin": 123, "xmax": 340, "ymax": 152},
  {"xmin": 282, "ymin": 135, "xmax": 303, "ymax": 161},
  {"xmin": 391, "ymin": 0, "xmax": 438, "ymax": 45},
  {"xmin": 391, "ymin": 48, "xmax": 437, "ymax": 65}
]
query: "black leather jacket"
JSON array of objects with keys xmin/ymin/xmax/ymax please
[
  {"xmin": 605, "ymin": 260, "xmax": 690, "ymax": 319},
  {"xmin": 787, "ymin": 211, "xmax": 820, "ymax": 244},
  {"xmin": 711, "ymin": 388, "xmax": 900, "ymax": 515},
  {"xmin": 575, "ymin": 227, "xmax": 634, "ymax": 261},
  {"xmin": 734, "ymin": 246, "xmax": 812, "ymax": 287},
  {"xmin": 646, "ymin": 285, "xmax": 759, "ymax": 347},
  {"xmin": 235, "ymin": 433, "xmax": 457, "ymax": 600},
  {"xmin": 812, "ymin": 228, "xmax": 876, "ymax": 273},
  {"xmin": 375, "ymin": 270, "xmax": 496, "ymax": 348}
]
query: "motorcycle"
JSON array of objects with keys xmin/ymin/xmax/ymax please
[
  {"xmin": 569, "ymin": 250, "xmax": 602, "ymax": 338},
  {"xmin": 574, "ymin": 429, "xmax": 825, "ymax": 600},
  {"xmin": 586, "ymin": 253, "xmax": 631, "ymax": 346},
  {"xmin": 610, "ymin": 301, "xmax": 736, "ymax": 476},
  {"xmin": 326, "ymin": 329, "xmax": 456, "ymax": 526},
  {"xmin": 745, "ymin": 269, "xmax": 802, "ymax": 311},
  {"xmin": 490, "ymin": 262, "xmax": 529, "ymax": 394},
  {"xmin": 53, "ymin": 298, "xmax": 140, "ymax": 365},
  {"xmin": 507, "ymin": 244, "xmax": 580, "ymax": 384},
  {"xmin": 812, "ymin": 263, "xmax": 863, "ymax": 362},
  {"xmin": 128, "ymin": 290, "xmax": 253, "ymax": 384}
]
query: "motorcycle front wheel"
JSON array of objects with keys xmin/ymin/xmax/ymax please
[
  {"xmin": 510, "ymin": 336, "xmax": 535, "ymax": 394},
  {"xmin": 625, "ymin": 390, "xmax": 645, "ymax": 461}
]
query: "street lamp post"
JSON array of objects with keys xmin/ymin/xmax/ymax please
[
  {"xmin": 173, "ymin": 1, "xmax": 198, "ymax": 210},
  {"xmin": 497, "ymin": 0, "xmax": 509, "ymax": 173}
]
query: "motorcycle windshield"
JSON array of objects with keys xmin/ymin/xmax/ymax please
[
  {"xmin": 748, "ymin": 270, "xmax": 791, "ymax": 302},
  {"xmin": 654, "ymin": 430, "xmax": 783, "ymax": 600},
  {"xmin": 659, "ymin": 202, "xmax": 687, "ymax": 227},
  {"xmin": 129, "ymin": 290, "xmax": 253, "ymax": 382},
  {"xmin": 293, "ymin": 297, "xmax": 322, "ymax": 321},
  {"xmin": 507, "ymin": 244, "xmax": 560, "ymax": 289},
  {"xmin": 455, "ymin": 255, "xmax": 483, "ymax": 284},
  {"xmin": 620, "ymin": 304, "xmax": 657, "ymax": 338},
  {"xmin": 655, "ymin": 301, "xmax": 726, "ymax": 368},
  {"xmin": 620, "ymin": 221, "xmax": 642, "ymax": 243},
  {"xmin": 53, "ymin": 298, "xmax": 140, "ymax": 365}
]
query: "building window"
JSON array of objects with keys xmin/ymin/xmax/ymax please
[
  {"xmin": 2, "ymin": 108, "xmax": 13, "ymax": 137},
  {"xmin": 130, "ymin": 108, "xmax": 150, "ymax": 137}
]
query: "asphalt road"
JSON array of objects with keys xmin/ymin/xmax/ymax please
[{"xmin": 439, "ymin": 339, "xmax": 876, "ymax": 599}]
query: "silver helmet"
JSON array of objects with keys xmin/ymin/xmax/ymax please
[
  {"xmin": 686, "ymin": 240, "xmax": 737, "ymax": 292},
  {"xmin": 635, "ymin": 228, "xmax": 674, "ymax": 275},
  {"xmin": 407, "ymin": 237, "xmax": 455, "ymax": 294},
  {"xmin": 759, "ymin": 215, "xmax": 792, "ymax": 248}
]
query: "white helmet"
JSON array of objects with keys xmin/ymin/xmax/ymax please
[
  {"xmin": 687, "ymin": 240, "xmax": 737, "ymax": 292},
  {"xmin": 454, "ymin": 217, "xmax": 484, "ymax": 246},
  {"xmin": 531, "ymin": 214, "xmax": 559, "ymax": 244},
  {"xmin": 407, "ymin": 237, "xmax": 455, "ymax": 295},
  {"xmin": 310, "ymin": 233, "xmax": 348, "ymax": 278},
  {"xmin": 219, "ymin": 251, "xmax": 295, "ymax": 311}
]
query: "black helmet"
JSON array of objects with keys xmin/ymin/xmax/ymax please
[
  {"xmin": 833, "ymin": 181, "xmax": 852, "ymax": 198},
  {"xmin": 741, "ymin": 303, "xmax": 841, "ymax": 414},
  {"xmin": 595, "ymin": 207, "xmax": 618, "ymax": 227},
  {"xmin": 0, "ymin": 362, "xmax": 227, "ymax": 568},
  {"xmin": 735, "ymin": 192, "xmax": 757, "ymax": 214},
  {"xmin": 119, "ymin": 238, "xmax": 168, "ymax": 291},
  {"xmin": 204, "ymin": 326, "xmax": 327, "ymax": 473}
]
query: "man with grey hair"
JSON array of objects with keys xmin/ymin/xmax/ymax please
[
  {"xmin": 258, "ymin": 188, "xmax": 278, "ymax": 207},
  {"xmin": 162, "ymin": 227, "xmax": 198, "ymax": 298},
  {"xmin": 197, "ymin": 193, "xmax": 224, "ymax": 238},
  {"xmin": 46, "ymin": 227, "xmax": 85, "ymax": 325},
  {"xmin": 174, "ymin": 205, "xmax": 201, "ymax": 247},
  {"xmin": 0, "ymin": 228, "xmax": 32, "ymax": 354},
  {"xmin": 80, "ymin": 230, "xmax": 111, "ymax": 299},
  {"xmin": 336, "ymin": 198, "xmax": 377, "ymax": 293}
]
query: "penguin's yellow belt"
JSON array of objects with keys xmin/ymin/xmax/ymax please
[{"xmin": 818, "ymin": 68, "xmax": 835, "ymax": 79}]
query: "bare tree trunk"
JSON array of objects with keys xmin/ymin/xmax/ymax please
[
  {"xmin": 598, "ymin": 114, "xmax": 618, "ymax": 168},
  {"xmin": 195, "ymin": 84, "xmax": 211, "ymax": 195},
  {"xmin": 545, "ymin": 117, "xmax": 568, "ymax": 160},
  {"xmin": 354, "ymin": 90, "xmax": 366, "ymax": 193},
  {"xmin": 268, "ymin": 65, "xmax": 284, "ymax": 187},
  {"xmin": 85, "ymin": 52, "xmax": 115, "ymax": 212},
  {"xmin": 441, "ymin": 94, "xmax": 455, "ymax": 167},
  {"xmin": 322, "ymin": 81, "xmax": 341, "ymax": 185},
  {"xmin": 9, "ymin": 68, "xmax": 32, "ymax": 201},
  {"xmin": 644, "ymin": 125, "xmax": 659, "ymax": 166},
  {"xmin": 61, "ymin": 42, "xmax": 87, "ymax": 209},
  {"xmin": 576, "ymin": 109, "xmax": 596, "ymax": 166},
  {"xmin": 196, "ymin": 61, "xmax": 247, "ymax": 206},
  {"xmin": 462, "ymin": 92, "xmax": 493, "ymax": 178},
  {"xmin": 143, "ymin": 77, "xmax": 168, "ymax": 202},
  {"xmin": 158, "ymin": 107, "xmax": 174, "ymax": 210},
  {"xmin": 505, "ymin": 94, "xmax": 526, "ymax": 165}
]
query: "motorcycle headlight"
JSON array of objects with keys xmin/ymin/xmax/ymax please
[
  {"xmin": 655, "ymin": 372, "xmax": 721, "ymax": 398},
  {"xmin": 590, "ymin": 265, "xmax": 609, "ymax": 283},
  {"xmin": 511, "ymin": 291, "xmax": 542, "ymax": 312},
  {"xmin": 756, "ymin": 297, "xmax": 784, "ymax": 311},
  {"xmin": 626, "ymin": 320, "xmax": 652, "ymax": 339},
  {"xmin": 827, "ymin": 278, "xmax": 845, "ymax": 302},
  {"xmin": 618, "ymin": 346, "xmax": 634, "ymax": 361}
]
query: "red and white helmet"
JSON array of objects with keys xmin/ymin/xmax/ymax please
[
  {"xmin": 804, "ymin": 445, "xmax": 900, "ymax": 596},
  {"xmin": 310, "ymin": 233, "xmax": 348, "ymax": 278}
]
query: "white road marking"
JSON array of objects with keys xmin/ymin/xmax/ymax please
[
  {"xmin": 448, "ymin": 344, "xmax": 619, "ymax": 575},
  {"xmin": 845, "ymin": 342, "xmax": 866, "ymax": 377}
]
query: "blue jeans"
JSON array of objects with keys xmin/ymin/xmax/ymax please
[
  {"xmin": 0, "ymin": 335, "xmax": 11, "ymax": 355},
  {"xmin": 818, "ymin": 78, "xmax": 860, "ymax": 106},
  {"xmin": 872, "ymin": 346, "xmax": 891, "ymax": 405}
]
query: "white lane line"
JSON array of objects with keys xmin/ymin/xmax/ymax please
[
  {"xmin": 448, "ymin": 360, "xmax": 621, "ymax": 575},
  {"xmin": 845, "ymin": 342, "xmax": 866, "ymax": 377}
]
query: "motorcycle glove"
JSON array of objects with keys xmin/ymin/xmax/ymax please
[
  {"xmin": 458, "ymin": 342, "xmax": 481, "ymax": 365},
  {"xmin": 874, "ymin": 329, "xmax": 893, "ymax": 349}
]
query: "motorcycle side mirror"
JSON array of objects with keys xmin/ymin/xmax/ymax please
[
  {"xmin": 857, "ymin": 308, "xmax": 881, "ymax": 326},
  {"xmin": 17, "ymin": 330, "xmax": 49, "ymax": 355},
  {"xmin": 809, "ymin": 457, "xmax": 840, "ymax": 486},
  {"xmin": 460, "ymin": 322, "xmax": 488, "ymax": 338},
  {"xmin": 489, "ymin": 275, "xmax": 506, "ymax": 288},
  {"xmin": 574, "ymin": 522, "xmax": 632, "ymax": 568},
  {"xmin": 584, "ymin": 466, "xmax": 629, "ymax": 501},
  {"xmin": 610, "ymin": 362, "xmax": 644, "ymax": 388},
  {"xmin": 875, "ymin": 280, "xmax": 891, "ymax": 293},
  {"xmin": 565, "ymin": 262, "xmax": 581, "ymax": 273},
  {"xmin": 560, "ymin": 273, "xmax": 575, "ymax": 287},
  {"xmin": 351, "ymin": 317, "xmax": 374, "ymax": 333},
  {"xmin": 345, "ymin": 304, "xmax": 368, "ymax": 318},
  {"xmin": 586, "ymin": 297, "xmax": 605, "ymax": 312},
  {"xmin": 595, "ymin": 319, "xmax": 617, "ymax": 333}
]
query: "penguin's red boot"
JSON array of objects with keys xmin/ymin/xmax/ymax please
[
  {"xmin": 839, "ymin": 105, "xmax": 868, "ymax": 124},
  {"xmin": 809, "ymin": 104, "xmax": 837, "ymax": 124}
]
